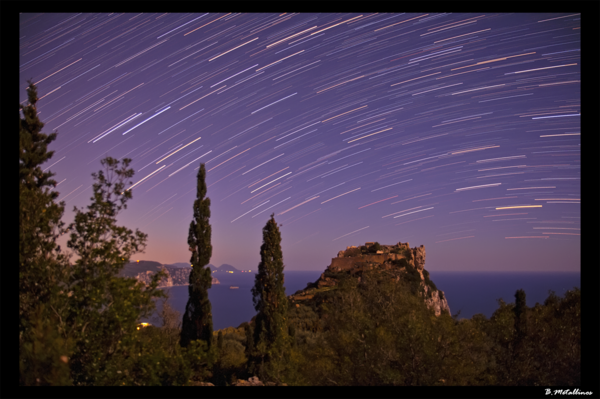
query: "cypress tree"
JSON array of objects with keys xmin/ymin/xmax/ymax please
[
  {"xmin": 244, "ymin": 323, "xmax": 254, "ymax": 358},
  {"xmin": 250, "ymin": 214, "xmax": 289, "ymax": 377},
  {"xmin": 514, "ymin": 289, "xmax": 528, "ymax": 340},
  {"xmin": 180, "ymin": 163, "xmax": 213, "ymax": 349},
  {"xmin": 512, "ymin": 288, "xmax": 530, "ymax": 383}
]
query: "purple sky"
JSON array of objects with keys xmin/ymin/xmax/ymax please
[{"xmin": 20, "ymin": 13, "xmax": 581, "ymax": 272}]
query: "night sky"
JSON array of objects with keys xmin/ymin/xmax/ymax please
[{"xmin": 19, "ymin": 13, "xmax": 581, "ymax": 272}]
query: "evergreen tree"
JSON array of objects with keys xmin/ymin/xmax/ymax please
[
  {"xmin": 244, "ymin": 323, "xmax": 254, "ymax": 354},
  {"xmin": 19, "ymin": 80, "xmax": 68, "ymax": 335},
  {"xmin": 19, "ymin": 81, "xmax": 72, "ymax": 385},
  {"xmin": 514, "ymin": 289, "xmax": 528, "ymax": 341},
  {"xmin": 250, "ymin": 214, "xmax": 289, "ymax": 380},
  {"xmin": 512, "ymin": 288, "xmax": 531, "ymax": 384},
  {"xmin": 180, "ymin": 163, "xmax": 213, "ymax": 349}
]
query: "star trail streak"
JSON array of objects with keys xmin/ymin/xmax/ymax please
[{"xmin": 22, "ymin": 12, "xmax": 580, "ymax": 271}]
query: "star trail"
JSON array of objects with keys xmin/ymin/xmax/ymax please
[{"xmin": 20, "ymin": 12, "xmax": 580, "ymax": 272}]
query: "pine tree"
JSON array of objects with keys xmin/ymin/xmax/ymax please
[
  {"xmin": 19, "ymin": 80, "xmax": 69, "ymax": 335},
  {"xmin": 180, "ymin": 163, "xmax": 213, "ymax": 349},
  {"xmin": 19, "ymin": 81, "xmax": 72, "ymax": 385},
  {"xmin": 250, "ymin": 214, "xmax": 289, "ymax": 380}
]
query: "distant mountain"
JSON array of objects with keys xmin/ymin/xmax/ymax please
[
  {"xmin": 124, "ymin": 260, "xmax": 230, "ymax": 275},
  {"xmin": 119, "ymin": 260, "xmax": 164, "ymax": 278},
  {"xmin": 165, "ymin": 262, "xmax": 219, "ymax": 271},
  {"xmin": 119, "ymin": 260, "xmax": 220, "ymax": 287},
  {"xmin": 217, "ymin": 264, "xmax": 239, "ymax": 272},
  {"xmin": 165, "ymin": 262, "xmax": 192, "ymax": 268}
]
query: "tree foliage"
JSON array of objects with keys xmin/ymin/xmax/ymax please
[
  {"xmin": 19, "ymin": 82, "xmax": 212, "ymax": 385},
  {"xmin": 276, "ymin": 271, "xmax": 580, "ymax": 386},
  {"xmin": 483, "ymin": 288, "xmax": 581, "ymax": 386},
  {"xmin": 60, "ymin": 156, "xmax": 169, "ymax": 385},
  {"xmin": 250, "ymin": 214, "xmax": 290, "ymax": 381},
  {"xmin": 180, "ymin": 163, "xmax": 214, "ymax": 350},
  {"xmin": 19, "ymin": 81, "xmax": 73, "ymax": 385}
]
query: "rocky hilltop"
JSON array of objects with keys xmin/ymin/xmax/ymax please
[{"xmin": 289, "ymin": 242, "xmax": 450, "ymax": 317}]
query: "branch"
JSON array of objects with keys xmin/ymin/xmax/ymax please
[{"xmin": 49, "ymin": 304, "xmax": 66, "ymax": 336}]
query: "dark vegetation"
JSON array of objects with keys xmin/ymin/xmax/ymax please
[
  {"xmin": 20, "ymin": 82, "xmax": 581, "ymax": 386},
  {"xmin": 118, "ymin": 260, "xmax": 164, "ymax": 279},
  {"xmin": 180, "ymin": 164, "xmax": 214, "ymax": 350}
]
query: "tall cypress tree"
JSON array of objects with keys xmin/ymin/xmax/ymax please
[
  {"xmin": 180, "ymin": 163, "xmax": 213, "ymax": 349},
  {"xmin": 514, "ymin": 289, "xmax": 528, "ymax": 340},
  {"xmin": 512, "ymin": 288, "xmax": 530, "ymax": 383},
  {"xmin": 250, "ymin": 214, "xmax": 289, "ymax": 377}
]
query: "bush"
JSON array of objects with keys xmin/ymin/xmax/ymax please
[
  {"xmin": 368, "ymin": 242, "xmax": 382, "ymax": 253},
  {"xmin": 323, "ymin": 269, "xmax": 342, "ymax": 279},
  {"xmin": 19, "ymin": 303, "xmax": 73, "ymax": 386},
  {"xmin": 288, "ymin": 304, "xmax": 321, "ymax": 333},
  {"xmin": 212, "ymin": 338, "xmax": 248, "ymax": 386},
  {"xmin": 313, "ymin": 273, "xmax": 448, "ymax": 385},
  {"xmin": 345, "ymin": 247, "xmax": 361, "ymax": 257},
  {"xmin": 392, "ymin": 258, "xmax": 409, "ymax": 269},
  {"xmin": 280, "ymin": 277, "xmax": 581, "ymax": 386}
]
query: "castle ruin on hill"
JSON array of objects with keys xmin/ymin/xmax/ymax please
[
  {"xmin": 329, "ymin": 241, "xmax": 424, "ymax": 273},
  {"xmin": 289, "ymin": 241, "xmax": 450, "ymax": 317}
]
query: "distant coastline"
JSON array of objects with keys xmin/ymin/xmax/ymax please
[{"xmin": 159, "ymin": 283, "xmax": 189, "ymax": 289}]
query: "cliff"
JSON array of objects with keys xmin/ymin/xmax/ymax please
[
  {"xmin": 129, "ymin": 264, "xmax": 220, "ymax": 288},
  {"xmin": 289, "ymin": 242, "xmax": 450, "ymax": 317}
]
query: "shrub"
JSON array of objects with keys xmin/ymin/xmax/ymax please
[
  {"xmin": 392, "ymin": 258, "xmax": 409, "ymax": 269},
  {"xmin": 368, "ymin": 242, "xmax": 382, "ymax": 253},
  {"xmin": 345, "ymin": 247, "xmax": 361, "ymax": 257}
]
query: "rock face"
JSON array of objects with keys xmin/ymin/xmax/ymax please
[
  {"xmin": 232, "ymin": 376, "xmax": 287, "ymax": 386},
  {"xmin": 188, "ymin": 381, "xmax": 215, "ymax": 386},
  {"xmin": 134, "ymin": 267, "xmax": 173, "ymax": 287},
  {"xmin": 134, "ymin": 266, "xmax": 220, "ymax": 287},
  {"xmin": 412, "ymin": 246, "xmax": 426, "ymax": 270},
  {"xmin": 289, "ymin": 242, "xmax": 450, "ymax": 317},
  {"xmin": 165, "ymin": 266, "xmax": 192, "ymax": 285},
  {"xmin": 424, "ymin": 289, "xmax": 448, "ymax": 318}
]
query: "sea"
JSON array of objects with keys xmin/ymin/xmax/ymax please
[{"xmin": 140, "ymin": 271, "xmax": 581, "ymax": 330}]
